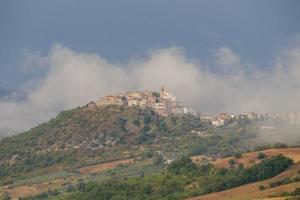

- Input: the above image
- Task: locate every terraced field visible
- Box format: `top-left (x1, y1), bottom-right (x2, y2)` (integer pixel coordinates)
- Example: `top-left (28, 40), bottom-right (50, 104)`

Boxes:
top-left (3, 148), bottom-right (300, 200)
top-left (0, 158), bottom-right (158, 200)
top-left (2, 178), bottom-right (69, 200)
top-left (79, 158), bottom-right (135, 175)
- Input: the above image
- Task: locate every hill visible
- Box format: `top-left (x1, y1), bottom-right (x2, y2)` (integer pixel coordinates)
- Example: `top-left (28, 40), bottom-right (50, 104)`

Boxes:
top-left (22, 153), bottom-right (293, 200)
top-left (188, 148), bottom-right (300, 200)
top-left (2, 148), bottom-right (300, 200)
top-left (1, 89), bottom-right (297, 199)
top-left (0, 104), bottom-right (210, 184)
top-left (187, 165), bottom-right (300, 200)
top-left (0, 97), bottom-right (265, 185)
top-left (211, 148), bottom-right (300, 168)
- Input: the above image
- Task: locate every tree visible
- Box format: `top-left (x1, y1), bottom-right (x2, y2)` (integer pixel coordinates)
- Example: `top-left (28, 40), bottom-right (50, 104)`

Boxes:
top-left (133, 119), bottom-right (140, 127)
top-left (153, 153), bottom-right (164, 166)
top-left (3, 192), bottom-right (11, 200)
top-left (143, 116), bottom-right (152, 124)
top-left (66, 183), bottom-right (76, 192)
top-left (228, 159), bottom-right (236, 168)
top-left (142, 125), bottom-right (151, 132)
top-left (234, 153), bottom-right (242, 159)
top-left (160, 176), bottom-right (183, 196)
top-left (257, 152), bottom-right (266, 159)
top-left (167, 156), bottom-right (198, 175)
top-left (152, 92), bottom-right (160, 97)
top-left (258, 185), bottom-right (265, 190)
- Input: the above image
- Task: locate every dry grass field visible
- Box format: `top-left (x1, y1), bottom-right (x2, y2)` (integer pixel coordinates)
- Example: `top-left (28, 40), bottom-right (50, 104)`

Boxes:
top-left (1, 178), bottom-right (71, 200)
top-left (3, 148), bottom-right (300, 200)
top-left (187, 163), bottom-right (300, 200)
top-left (0, 158), bottom-right (135, 200)
top-left (187, 148), bottom-right (300, 200)
top-left (211, 148), bottom-right (300, 168)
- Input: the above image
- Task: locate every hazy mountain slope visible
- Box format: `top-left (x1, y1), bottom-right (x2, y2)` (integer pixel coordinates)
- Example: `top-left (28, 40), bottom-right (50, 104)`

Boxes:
top-left (0, 105), bottom-right (207, 180)
top-left (0, 102), bottom-right (265, 194)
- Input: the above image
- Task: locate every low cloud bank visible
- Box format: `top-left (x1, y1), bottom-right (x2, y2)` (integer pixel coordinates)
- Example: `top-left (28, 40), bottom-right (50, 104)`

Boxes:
top-left (1, 42), bottom-right (300, 134)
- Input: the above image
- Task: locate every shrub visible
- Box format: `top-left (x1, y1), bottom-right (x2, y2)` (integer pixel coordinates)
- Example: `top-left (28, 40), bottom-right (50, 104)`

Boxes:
top-left (167, 156), bottom-right (198, 175)
top-left (293, 188), bottom-right (300, 195)
top-left (257, 152), bottom-right (266, 159)
top-left (153, 154), bottom-right (164, 166)
top-left (152, 92), bottom-right (160, 97)
top-left (259, 185), bottom-right (265, 190)
top-left (142, 149), bottom-right (154, 159)
top-left (133, 119), bottom-right (140, 127)
top-left (228, 159), bottom-right (236, 167)
top-left (234, 153), bottom-right (242, 159)
top-left (142, 125), bottom-right (151, 132)
top-left (66, 183), bottom-right (76, 192)
top-left (143, 116), bottom-right (152, 124)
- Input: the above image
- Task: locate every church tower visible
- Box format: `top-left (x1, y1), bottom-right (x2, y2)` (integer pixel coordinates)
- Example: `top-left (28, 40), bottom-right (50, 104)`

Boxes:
top-left (160, 86), bottom-right (165, 99)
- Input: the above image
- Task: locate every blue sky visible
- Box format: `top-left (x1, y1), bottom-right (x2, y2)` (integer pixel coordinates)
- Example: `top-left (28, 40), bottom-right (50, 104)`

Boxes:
top-left (1, 0), bottom-right (300, 88)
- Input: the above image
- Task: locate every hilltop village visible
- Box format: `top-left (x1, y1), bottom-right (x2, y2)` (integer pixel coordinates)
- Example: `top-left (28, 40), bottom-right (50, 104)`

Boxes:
top-left (86, 87), bottom-right (300, 127)
top-left (87, 87), bottom-right (196, 117)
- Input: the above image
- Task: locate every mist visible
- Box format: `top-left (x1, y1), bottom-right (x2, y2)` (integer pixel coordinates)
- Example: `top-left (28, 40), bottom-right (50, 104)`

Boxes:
top-left (257, 117), bottom-right (300, 145)
top-left (1, 42), bottom-right (300, 135)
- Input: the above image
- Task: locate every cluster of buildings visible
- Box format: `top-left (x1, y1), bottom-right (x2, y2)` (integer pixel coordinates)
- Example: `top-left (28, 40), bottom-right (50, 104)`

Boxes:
top-left (205, 112), bottom-right (260, 127)
top-left (262, 112), bottom-right (300, 123)
top-left (203, 112), bottom-right (300, 127)
top-left (86, 87), bottom-right (196, 117)
top-left (86, 86), bottom-right (300, 127)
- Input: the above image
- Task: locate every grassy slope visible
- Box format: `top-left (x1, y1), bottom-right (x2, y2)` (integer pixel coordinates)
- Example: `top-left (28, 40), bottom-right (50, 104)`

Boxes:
top-left (0, 105), bottom-right (279, 200)
top-left (187, 164), bottom-right (300, 200)
top-left (0, 105), bottom-right (206, 162)
top-left (0, 105), bottom-right (207, 184)
top-left (188, 148), bottom-right (300, 200)
top-left (2, 148), bottom-right (299, 200)
top-left (0, 158), bottom-right (148, 200)
top-left (211, 148), bottom-right (300, 168)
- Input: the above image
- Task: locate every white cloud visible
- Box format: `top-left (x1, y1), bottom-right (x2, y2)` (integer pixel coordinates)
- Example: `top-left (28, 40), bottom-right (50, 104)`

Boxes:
top-left (1, 42), bottom-right (300, 134)
top-left (212, 47), bottom-right (243, 74)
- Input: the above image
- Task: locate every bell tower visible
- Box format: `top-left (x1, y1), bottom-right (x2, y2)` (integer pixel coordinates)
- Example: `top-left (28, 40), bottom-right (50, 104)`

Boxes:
top-left (160, 86), bottom-right (165, 99)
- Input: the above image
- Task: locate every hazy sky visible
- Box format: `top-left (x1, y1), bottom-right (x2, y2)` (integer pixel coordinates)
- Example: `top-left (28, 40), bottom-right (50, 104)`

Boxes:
top-left (1, 0), bottom-right (300, 88)
top-left (1, 1), bottom-right (300, 133)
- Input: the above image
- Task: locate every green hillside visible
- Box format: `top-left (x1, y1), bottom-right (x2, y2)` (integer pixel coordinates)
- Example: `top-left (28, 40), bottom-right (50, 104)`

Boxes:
top-left (0, 104), bottom-right (262, 186)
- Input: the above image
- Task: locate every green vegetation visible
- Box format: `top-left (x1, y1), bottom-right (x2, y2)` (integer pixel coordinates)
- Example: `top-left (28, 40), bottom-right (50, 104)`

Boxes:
top-left (257, 152), bottom-right (266, 159)
top-left (0, 104), bottom-right (263, 185)
top-left (269, 176), bottom-right (300, 188)
top-left (280, 188), bottom-right (300, 199)
top-left (21, 189), bottom-right (60, 200)
top-left (152, 92), bottom-right (160, 98)
top-left (39, 155), bottom-right (293, 200)
top-left (258, 185), bottom-right (266, 190)
top-left (189, 124), bottom-right (258, 157)
top-left (234, 152), bottom-right (242, 159)
top-left (1, 104), bottom-right (295, 200)
top-left (0, 105), bottom-right (208, 184)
